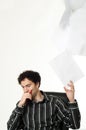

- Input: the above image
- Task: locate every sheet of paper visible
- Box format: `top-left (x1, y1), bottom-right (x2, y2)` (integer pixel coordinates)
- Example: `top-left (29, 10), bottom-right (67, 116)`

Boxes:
top-left (59, 0), bottom-right (86, 56)
top-left (50, 50), bottom-right (84, 85)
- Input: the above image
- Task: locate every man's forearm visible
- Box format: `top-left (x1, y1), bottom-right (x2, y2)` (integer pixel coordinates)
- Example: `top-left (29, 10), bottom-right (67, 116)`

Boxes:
top-left (7, 106), bottom-right (24, 130)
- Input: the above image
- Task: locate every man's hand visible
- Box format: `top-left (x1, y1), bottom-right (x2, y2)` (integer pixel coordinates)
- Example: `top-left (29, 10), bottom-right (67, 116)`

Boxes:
top-left (18, 91), bottom-right (32, 107)
top-left (64, 80), bottom-right (75, 103)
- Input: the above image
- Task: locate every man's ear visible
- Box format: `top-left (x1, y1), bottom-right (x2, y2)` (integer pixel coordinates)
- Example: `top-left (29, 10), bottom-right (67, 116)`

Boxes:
top-left (36, 82), bottom-right (40, 88)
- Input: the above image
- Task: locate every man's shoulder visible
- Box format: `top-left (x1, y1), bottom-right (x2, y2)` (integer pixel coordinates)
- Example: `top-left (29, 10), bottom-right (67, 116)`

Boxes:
top-left (44, 91), bottom-right (69, 103)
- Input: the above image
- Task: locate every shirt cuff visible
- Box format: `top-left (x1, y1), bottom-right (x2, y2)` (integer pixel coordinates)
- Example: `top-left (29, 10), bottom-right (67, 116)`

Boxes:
top-left (14, 105), bottom-right (24, 114)
top-left (68, 100), bottom-right (79, 109)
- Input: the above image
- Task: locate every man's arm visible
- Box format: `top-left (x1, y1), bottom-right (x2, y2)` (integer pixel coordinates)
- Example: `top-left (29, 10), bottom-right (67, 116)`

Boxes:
top-left (7, 90), bottom-right (32, 130)
top-left (55, 80), bottom-right (81, 129)
top-left (7, 105), bottom-right (24, 130)
top-left (55, 97), bottom-right (81, 129)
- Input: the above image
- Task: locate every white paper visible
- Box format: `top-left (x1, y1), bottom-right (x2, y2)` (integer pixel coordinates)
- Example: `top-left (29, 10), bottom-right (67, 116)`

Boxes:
top-left (60, 0), bottom-right (86, 28)
top-left (50, 50), bottom-right (84, 85)
top-left (69, 0), bottom-right (86, 10)
top-left (59, 0), bottom-right (86, 55)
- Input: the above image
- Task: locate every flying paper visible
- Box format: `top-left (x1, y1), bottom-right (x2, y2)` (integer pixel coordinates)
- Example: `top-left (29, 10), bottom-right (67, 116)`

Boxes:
top-left (50, 50), bottom-right (84, 85)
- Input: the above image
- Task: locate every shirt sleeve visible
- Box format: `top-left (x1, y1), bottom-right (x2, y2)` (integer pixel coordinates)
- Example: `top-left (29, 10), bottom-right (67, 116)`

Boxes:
top-left (55, 98), bottom-right (81, 129)
top-left (7, 105), bottom-right (25, 130)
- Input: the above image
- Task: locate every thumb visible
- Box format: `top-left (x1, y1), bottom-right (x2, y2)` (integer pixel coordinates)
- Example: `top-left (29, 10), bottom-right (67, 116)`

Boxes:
top-left (64, 86), bottom-right (68, 92)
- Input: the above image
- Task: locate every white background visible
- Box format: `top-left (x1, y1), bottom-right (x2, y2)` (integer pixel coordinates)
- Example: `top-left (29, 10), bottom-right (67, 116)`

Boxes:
top-left (0, 0), bottom-right (86, 129)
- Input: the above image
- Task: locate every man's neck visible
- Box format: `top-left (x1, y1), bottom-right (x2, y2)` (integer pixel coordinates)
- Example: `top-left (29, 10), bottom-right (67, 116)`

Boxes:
top-left (33, 91), bottom-right (44, 103)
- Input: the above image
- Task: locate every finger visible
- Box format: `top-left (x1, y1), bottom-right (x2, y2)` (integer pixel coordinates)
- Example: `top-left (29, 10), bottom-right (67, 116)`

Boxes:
top-left (70, 80), bottom-right (74, 86)
top-left (29, 90), bottom-right (32, 94)
top-left (25, 93), bottom-right (32, 99)
top-left (70, 80), bottom-right (73, 84)
top-left (67, 85), bottom-right (74, 91)
top-left (67, 81), bottom-right (74, 89)
top-left (67, 83), bottom-right (74, 88)
top-left (64, 86), bottom-right (69, 92)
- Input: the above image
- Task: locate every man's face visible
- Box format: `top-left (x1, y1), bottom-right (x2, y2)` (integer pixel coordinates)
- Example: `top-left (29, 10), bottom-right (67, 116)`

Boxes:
top-left (20, 78), bottom-right (39, 98)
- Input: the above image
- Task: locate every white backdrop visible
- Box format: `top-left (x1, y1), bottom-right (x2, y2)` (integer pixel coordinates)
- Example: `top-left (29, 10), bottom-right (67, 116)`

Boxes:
top-left (0, 0), bottom-right (86, 130)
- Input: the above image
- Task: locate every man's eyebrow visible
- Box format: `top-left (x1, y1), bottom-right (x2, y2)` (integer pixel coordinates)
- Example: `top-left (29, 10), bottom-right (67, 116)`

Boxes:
top-left (26, 84), bottom-right (31, 86)
top-left (21, 84), bottom-right (31, 88)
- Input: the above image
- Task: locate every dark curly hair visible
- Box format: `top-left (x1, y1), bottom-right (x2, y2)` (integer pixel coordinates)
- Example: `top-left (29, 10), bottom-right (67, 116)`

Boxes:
top-left (18, 70), bottom-right (41, 86)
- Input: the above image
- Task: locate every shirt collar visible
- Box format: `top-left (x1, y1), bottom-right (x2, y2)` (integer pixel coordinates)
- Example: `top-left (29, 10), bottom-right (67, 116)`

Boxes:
top-left (40, 90), bottom-right (49, 102)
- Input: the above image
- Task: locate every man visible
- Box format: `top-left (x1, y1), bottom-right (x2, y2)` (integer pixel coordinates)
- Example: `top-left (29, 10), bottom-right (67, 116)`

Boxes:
top-left (7, 70), bottom-right (81, 130)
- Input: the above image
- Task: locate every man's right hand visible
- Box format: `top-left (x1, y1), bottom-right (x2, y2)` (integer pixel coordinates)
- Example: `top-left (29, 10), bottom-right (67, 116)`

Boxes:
top-left (18, 92), bottom-right (32, 107)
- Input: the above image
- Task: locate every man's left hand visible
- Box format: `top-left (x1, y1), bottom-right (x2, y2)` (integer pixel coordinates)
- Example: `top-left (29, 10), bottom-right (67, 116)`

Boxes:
top-left (64, 80), bottom-right (75, 103)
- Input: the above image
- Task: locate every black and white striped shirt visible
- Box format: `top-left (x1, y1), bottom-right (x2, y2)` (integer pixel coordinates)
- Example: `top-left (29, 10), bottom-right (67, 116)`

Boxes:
top-left (7, 91), bottom-right (81, 130)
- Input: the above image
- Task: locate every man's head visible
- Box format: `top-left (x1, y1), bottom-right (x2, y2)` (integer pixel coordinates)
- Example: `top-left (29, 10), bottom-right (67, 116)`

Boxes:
top-left (18, 70), bottom-right (41, 86)
top-left (18, 70), bottom-right (41, 97)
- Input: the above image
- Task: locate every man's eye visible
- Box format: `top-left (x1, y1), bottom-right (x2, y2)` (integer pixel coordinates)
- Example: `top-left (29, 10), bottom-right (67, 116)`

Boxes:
top-left (27, 85), bottom-right (31, 87)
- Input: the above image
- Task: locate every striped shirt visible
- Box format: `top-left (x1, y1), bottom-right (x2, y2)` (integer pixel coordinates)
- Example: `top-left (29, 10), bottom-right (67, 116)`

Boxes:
top-left (7, 91), bottom-right (81, 130)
